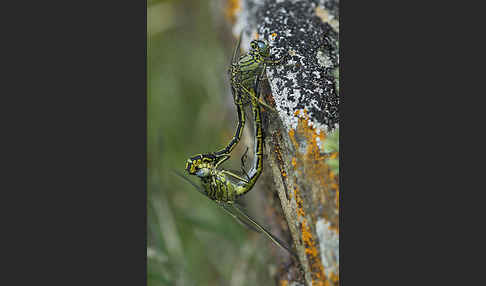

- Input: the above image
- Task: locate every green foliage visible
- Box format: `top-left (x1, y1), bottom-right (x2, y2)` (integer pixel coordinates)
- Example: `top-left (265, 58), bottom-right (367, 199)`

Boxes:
top-left (324, 129), bottom-right (339, 174)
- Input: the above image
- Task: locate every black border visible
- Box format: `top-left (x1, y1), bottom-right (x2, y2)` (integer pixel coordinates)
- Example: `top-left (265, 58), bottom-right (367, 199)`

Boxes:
top-left (341, 1), bottom-right (473, 284)
top-left (4, 1), bottom-right (147, 284)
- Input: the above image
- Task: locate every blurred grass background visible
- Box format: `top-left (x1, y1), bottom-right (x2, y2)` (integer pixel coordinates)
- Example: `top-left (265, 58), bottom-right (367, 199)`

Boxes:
top-left (147, 0), bottom-right (276, 285)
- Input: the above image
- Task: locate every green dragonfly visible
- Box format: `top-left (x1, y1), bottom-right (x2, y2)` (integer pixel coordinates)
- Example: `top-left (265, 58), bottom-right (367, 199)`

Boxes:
top-left (182, 70), bottom-right (295, 257)
top-left (185, 38), bottom-right (270, 185)
top-left (185, 76), bottom-right (264, 201)
top-left (228, 32), bottom-right (287, 114)
top-left (211, 32), bottom-right (281, 160)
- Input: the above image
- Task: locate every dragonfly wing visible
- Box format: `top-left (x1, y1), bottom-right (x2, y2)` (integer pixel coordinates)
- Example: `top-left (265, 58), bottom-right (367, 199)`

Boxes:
top-left (173, 170), bottom-right (255, 227)
top-left (172, 170), bottom-right (206, 196)
top-left (220, 202), bottom-right (262, 233)
top-left (230, 203), bottom-right (297, 258)
top-left (172, 170), bottom-right (296, 258)
top-left (232, 30), bottom-right (243, 64)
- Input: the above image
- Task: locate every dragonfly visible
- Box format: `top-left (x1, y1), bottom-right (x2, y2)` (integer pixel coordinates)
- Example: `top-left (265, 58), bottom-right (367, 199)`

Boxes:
top-left (182, 70), bottom-right (296, 257)
top-left (211, 31), bottom-right (286, 161)
top-left (185, 45), bottom-right (269, 185)
top-left (185, 76), bottom-right (264, 201)
top-left (173, 170), bottom-right (297, 258)
top-left (228, 31), bottom-right (287, 114)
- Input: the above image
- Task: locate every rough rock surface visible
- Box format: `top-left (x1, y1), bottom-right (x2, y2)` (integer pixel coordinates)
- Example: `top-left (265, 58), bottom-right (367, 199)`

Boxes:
top-left (234, 0), bottom-right (339, 133)
top-left (229, 1), bottom-right (340, 286)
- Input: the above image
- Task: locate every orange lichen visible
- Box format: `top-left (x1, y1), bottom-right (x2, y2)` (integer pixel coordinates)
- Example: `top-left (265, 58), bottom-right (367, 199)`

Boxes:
top-left (273, 135), bottom-right (288, 181)
top-left (329, 272), bottom-right (339, 283)
top-left (301, 219), bottom-right (326, 286)
top-left (291, 185), bottom-right (326, 285)
top-left (287, 109), bottom-right (339, 285)
top-left (328, 170), bottom-right (336, 181)
top-left (224, 0), bottom-right (240, 24)
top-left (289, 109), bottom-right (339, 225)
top-left (297, 201), bottom-right (305, 218)
top-left (294, 187), bottom-right (305, 218)
top-left (288, 128), bottom-right (299, 151)
top-left (280, 280), bottom-right (288, 286)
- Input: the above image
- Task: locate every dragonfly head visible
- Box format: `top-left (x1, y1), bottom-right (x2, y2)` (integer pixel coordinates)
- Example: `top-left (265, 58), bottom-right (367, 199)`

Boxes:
top-left (185, 154), bottom-right (216, 178)
top-left (250, 40), bottom-right (270, 57)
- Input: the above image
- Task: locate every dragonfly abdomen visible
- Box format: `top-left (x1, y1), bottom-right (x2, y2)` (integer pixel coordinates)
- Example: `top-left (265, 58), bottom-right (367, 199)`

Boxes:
top-left (203, 171), bottom-right (238, 202)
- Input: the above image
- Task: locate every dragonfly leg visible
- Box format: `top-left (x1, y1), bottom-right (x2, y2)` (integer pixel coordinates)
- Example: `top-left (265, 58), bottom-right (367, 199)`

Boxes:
top-left (240, 85), bottom-right (276, 113)
top-left (240, 146), bottom-right (251, 182)
top-left (214, 154), bottom-right (230, 168)
top-left (221, 170), bottom-right (249, 183)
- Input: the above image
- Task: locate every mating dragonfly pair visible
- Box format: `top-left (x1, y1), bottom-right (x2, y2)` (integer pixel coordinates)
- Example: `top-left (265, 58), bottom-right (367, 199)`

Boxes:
top-left (174, 32), bottom-right (295, 257)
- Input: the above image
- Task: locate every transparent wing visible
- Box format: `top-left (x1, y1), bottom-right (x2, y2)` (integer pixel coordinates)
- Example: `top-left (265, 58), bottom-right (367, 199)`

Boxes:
top-left (225, 202), bottom-right (297, 258)
top-left (173, 170), bottom-right (257, 231)
top-left (172, 170), bottom-right (206, 196)
top-left (172, 170), bottom-right (297, 258)
top-left (231, 30), bottom-right (243, 64)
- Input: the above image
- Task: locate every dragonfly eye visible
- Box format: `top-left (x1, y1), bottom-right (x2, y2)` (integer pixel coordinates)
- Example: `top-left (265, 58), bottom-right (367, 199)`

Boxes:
top-left (195, 168), bottom-right (210, 178)
top-left (257, 40), bottom-right (267, 50)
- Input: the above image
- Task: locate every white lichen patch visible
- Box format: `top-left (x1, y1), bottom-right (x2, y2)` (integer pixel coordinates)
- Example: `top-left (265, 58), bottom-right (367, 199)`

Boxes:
top-left (267, 71), bottom-right (300, 131)
top-left (269, 48), bottom-right (336, 133)
top-left (309, 99), bottom-right (321, 111)
top-left (316, 218), bottom-right (339, 278)
top-left (235, 0), bottom-right (340, 135)
top-left (317, 50), bottom-right (333, 68)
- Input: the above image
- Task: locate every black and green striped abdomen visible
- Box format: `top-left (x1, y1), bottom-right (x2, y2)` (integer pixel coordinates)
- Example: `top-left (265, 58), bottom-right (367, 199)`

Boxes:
top-left (201, 171), bottom-right (238, 202)
top-left (214, 96), bottom-right (245, 157)
top-left (235, 89), bottom-right (263, 197)
top-left (199, 88), bottom-right (264, 201)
